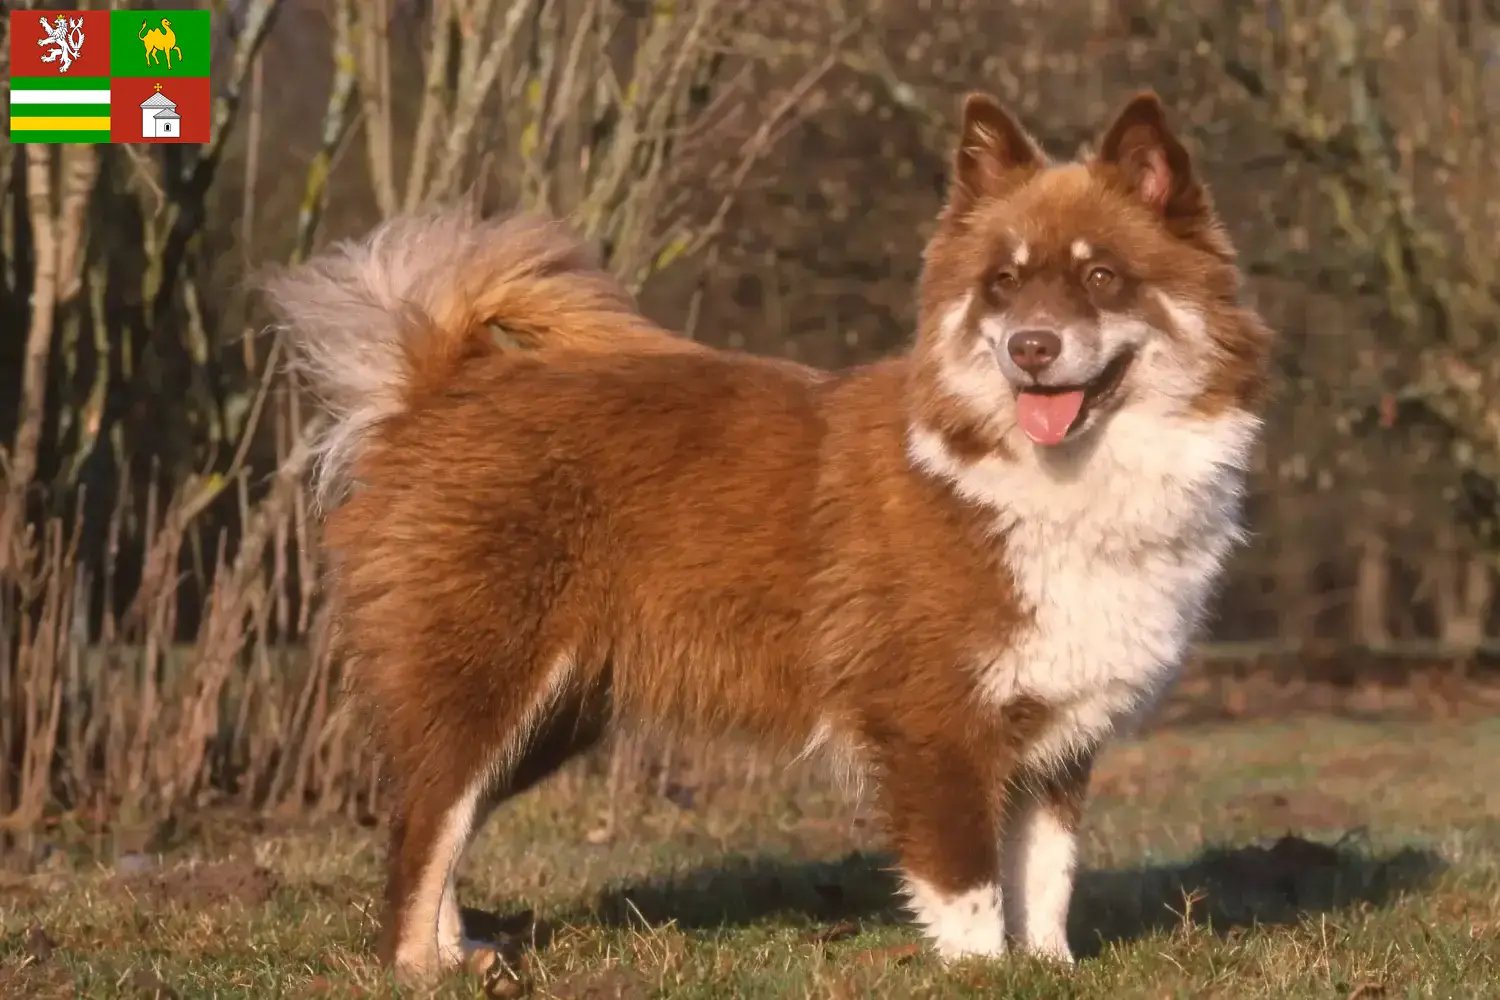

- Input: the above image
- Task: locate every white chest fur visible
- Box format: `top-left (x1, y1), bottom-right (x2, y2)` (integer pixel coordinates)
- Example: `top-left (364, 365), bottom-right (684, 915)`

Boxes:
top-left (908, 407), bottom-right (1259, 772)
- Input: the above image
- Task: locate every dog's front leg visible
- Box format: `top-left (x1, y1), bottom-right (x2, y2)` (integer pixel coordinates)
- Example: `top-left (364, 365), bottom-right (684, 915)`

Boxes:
top-left (871, 727), bottom-right (1009, 962)
top-left (1000, 753), bottom-right (1093, 964)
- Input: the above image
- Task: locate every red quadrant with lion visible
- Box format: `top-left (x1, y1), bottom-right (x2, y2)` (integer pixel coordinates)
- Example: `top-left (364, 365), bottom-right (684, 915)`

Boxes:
top-left (109, 77), bottom-right (209, 143)
top-left (10, 11), bottom-right (111, 76)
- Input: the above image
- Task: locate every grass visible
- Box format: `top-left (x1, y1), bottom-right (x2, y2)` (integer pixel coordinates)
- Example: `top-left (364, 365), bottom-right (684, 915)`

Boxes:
top-left (2, 712), bottom-right (1498, 998)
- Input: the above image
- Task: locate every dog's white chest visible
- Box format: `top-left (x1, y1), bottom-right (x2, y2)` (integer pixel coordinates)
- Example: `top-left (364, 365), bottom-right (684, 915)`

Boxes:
top-left (986, 525), bottom-right (1234, 769)
top-left (909, 409), bottom-right (1258, 771)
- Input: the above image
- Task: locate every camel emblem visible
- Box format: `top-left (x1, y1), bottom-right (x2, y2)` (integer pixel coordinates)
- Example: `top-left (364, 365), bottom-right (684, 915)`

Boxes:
top-left (138, 18), bottom-right (183, 70)
top-left (37, 14), bottom-right (87, 74)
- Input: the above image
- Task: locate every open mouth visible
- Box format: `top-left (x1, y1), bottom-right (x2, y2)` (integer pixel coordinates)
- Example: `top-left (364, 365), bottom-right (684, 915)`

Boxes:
top-left (1013, 350), bottom-right (1135, 447)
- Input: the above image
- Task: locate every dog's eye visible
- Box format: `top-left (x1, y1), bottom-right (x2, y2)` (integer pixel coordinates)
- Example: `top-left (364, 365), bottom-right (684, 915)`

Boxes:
top-left (991, 271), bottom-right (1020, 294)
top-left (1086, 266), bottom-right (1116, 289)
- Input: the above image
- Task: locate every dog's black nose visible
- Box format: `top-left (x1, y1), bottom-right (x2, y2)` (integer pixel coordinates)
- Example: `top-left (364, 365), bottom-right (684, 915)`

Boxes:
top-left (1007, 330), bottom-right (1062, 375)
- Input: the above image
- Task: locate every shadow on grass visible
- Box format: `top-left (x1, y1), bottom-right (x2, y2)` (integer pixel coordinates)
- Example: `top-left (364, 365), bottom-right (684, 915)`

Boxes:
top-left (1069, 834), bottom-right (1444, 956)
top-left (542, 833), bottom-right (1444, 956)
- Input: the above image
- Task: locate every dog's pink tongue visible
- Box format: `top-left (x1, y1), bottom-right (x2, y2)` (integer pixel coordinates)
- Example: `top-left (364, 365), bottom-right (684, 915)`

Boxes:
top-left (1016, 390), bottom-right (1085, 446)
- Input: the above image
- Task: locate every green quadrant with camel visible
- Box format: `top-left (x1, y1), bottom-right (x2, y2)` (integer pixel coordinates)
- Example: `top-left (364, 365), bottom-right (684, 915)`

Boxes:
top-left (108, 10), bottom-right (211, 78)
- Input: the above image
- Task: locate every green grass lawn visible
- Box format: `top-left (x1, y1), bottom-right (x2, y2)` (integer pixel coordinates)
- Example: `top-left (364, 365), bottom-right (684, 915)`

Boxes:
top-left (3, 714), bottom-right (1498, 998)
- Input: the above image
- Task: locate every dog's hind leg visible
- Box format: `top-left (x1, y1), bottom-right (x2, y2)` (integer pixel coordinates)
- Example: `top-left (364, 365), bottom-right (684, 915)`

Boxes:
top-left (441, 676), bottom-right (612, 967)
top-left (383, 753), bottom-right (492, 978)
top-left (380, 653), bottom-right (609, 982)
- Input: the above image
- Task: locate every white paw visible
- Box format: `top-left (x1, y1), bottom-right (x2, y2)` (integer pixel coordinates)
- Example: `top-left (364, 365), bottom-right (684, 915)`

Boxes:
top-left (904, 879), bottom-right (1008, 962)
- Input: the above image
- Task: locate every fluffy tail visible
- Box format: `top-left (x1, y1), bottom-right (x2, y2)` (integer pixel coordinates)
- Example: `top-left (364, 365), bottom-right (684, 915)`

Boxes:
top-left (260, 207), bottom-right (688, 506)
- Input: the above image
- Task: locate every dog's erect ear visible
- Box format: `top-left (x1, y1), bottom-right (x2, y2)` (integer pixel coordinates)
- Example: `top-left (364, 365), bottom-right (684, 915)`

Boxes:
top-left (1096, 92), bottom-right (1208, 223)
top-left (947, 93), bottom-right (1046, 217)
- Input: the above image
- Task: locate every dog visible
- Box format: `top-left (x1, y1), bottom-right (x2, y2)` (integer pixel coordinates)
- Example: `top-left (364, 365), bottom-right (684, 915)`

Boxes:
top-left (262, 89), bottom-right (1273, 980)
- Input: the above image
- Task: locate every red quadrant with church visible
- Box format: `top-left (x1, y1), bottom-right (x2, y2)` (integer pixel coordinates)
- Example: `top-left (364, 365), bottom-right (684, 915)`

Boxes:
top-left (110, 77), bottom-right (210, 144)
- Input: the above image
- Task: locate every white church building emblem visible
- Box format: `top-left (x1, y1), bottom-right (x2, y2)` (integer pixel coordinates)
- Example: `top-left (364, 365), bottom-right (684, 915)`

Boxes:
top-left (140, 83), bottom-right (180, 139)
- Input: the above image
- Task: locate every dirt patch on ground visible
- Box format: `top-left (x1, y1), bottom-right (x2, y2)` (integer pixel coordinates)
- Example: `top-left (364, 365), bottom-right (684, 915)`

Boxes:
top-left (1158, 660), bottom-right (1500, 728)
top-left (118, 857), bottom-right (278, 909)
top-left (24, 925), bottom-right (58, 964)
top-left (0, 962), bottom-right (73, 1000)
top-left (0, 925), bottom-right (71, 999)
top-left (128, 968), bottom-right (182, 999)
top-left (1231, 790), bottom-right (1362, 832)
top-left (1318, 748), bottom-right (1438, 782)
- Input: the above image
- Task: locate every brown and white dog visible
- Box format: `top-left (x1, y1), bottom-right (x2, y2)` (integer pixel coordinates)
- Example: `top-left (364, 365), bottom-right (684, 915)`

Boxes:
top-left (263, 90), bottom-right (1273, 980)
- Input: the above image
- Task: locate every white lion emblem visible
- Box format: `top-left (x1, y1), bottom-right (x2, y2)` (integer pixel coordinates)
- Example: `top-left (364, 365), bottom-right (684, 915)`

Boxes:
top-left (38, 15), bottom-right (87, 74)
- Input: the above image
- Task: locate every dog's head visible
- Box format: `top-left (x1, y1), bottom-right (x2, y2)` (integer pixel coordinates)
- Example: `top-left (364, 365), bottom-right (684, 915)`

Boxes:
top-left (914, 92), bottom-right (1270, 452)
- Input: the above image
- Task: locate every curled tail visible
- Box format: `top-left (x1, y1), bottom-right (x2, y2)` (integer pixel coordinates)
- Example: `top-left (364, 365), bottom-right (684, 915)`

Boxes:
top-left (259, 207), bottom-right (687, 506)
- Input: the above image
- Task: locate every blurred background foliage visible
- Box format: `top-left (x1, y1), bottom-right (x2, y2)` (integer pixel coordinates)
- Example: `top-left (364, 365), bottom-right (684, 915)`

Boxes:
top-left (2, 0), bottom-right (1499, 828)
